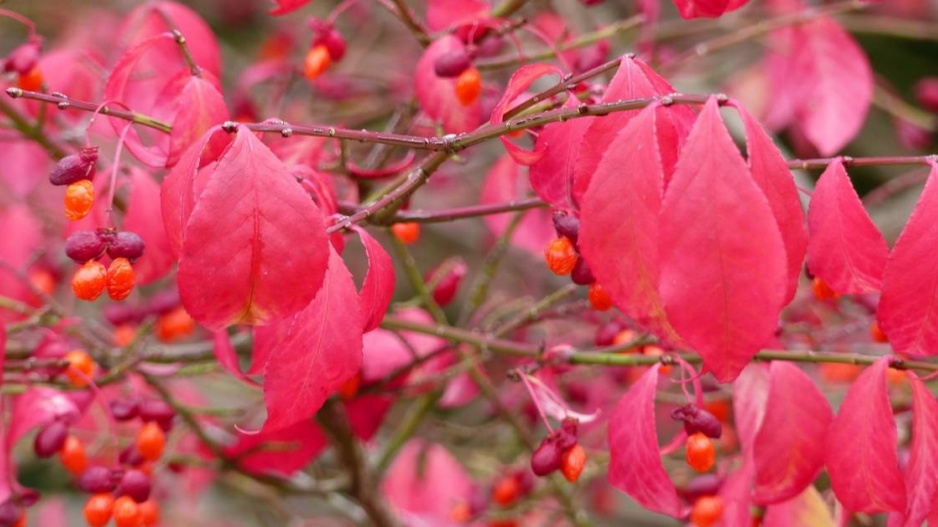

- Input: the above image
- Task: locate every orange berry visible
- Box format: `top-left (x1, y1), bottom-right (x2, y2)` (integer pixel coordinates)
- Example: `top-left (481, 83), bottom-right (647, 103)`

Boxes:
top-left (139, 499), bottom-right (160, 526)
top-left (391, 222), bottom-right (420, 244)
top-left (691, 495), bottom-right (724, 527)
top-left (83, 493), bottom-right (115, 527)
top-left (819, 362), bottom-right (860, 383)
top-left (64, 179), bottom-right (95, 221)
top-left (112, 496), bottom-right (141, 527)
top-left (136, 422), bottom-right (166, 462)
top-left (544, 237), bottom-right (577, 275)
top-left (812, 277), bottom-right (839, 301)
top-left (114, 324), bottom-right (137, 347)
top-left (703, 399), bottom-right (731, 424)
top-left (12, 512), bottom-right (25, 527)
top-left (888, 366), bottom-right (908, 385)
top-left (492, 474), bottom-right (520, 506)
top-left (454, 67), bottom-right (482, 106)
top-left (870, 321), bottom-right (888, 343)
top-left (587, 282), bottom-right (613, 311)
top-left (686, 432), bottom-right (716, 473)
top-left (65, 349), bottom-right (96, 388)
top-left (72, 260), bottom-right (107, 301)
top-left (449, 501), bottom-right (471, 523)
top-left (59, 435), bottom-right (88, 474)
top-left (642, 345), bottom-right (671, 375)
top-left (303, 44), bottom-right (331, 80)
top-left (28, 267), bottom-right (56, 297)
top-left (612, 329), bottom-right (640, 353)
top-left (16, 66), bottom-right (43, 91)
top-left (337, 373), bottom-right (361, 399)
top-left (156, 305), bottom-right (196, 342)
top-left (561, 444), bottom-right (587, 483)
top-left (106, 257), bottom-right (135, 301)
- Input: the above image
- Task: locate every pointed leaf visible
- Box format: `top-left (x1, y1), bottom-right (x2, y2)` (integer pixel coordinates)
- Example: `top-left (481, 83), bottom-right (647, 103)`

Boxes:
top-left (903, 373), bottom-right (938, 526)
top-left (415, 36), bottom-right (482, 134)
top-left (825, 357), bottom-right (906, 513)
top-left (383, 440), bottom-right (474, 525)
top-left (878, 166), bottom-right (938, 357)
top-left (490, 63), bottom-right (563, 163)
top-left (163, 73), bottom-right (229, 167)
top-left (528, 110), bottom-right (592, 208)
top-left (752, 362), bottom-right (832, 505)
top-left (177, 127), bottom-right (329, 330)
top-left (0, 206), bottom-right (41, 321)
top-left (734, 363), bottom-right (771, 455)
top-left (807, 159), bottom-right (888, 294)
top-left (124, 168), bottom-right (174, 285)
top-left (268, 0), bottom-right (312, 15)
top-left (608, 364), bottom-right (684, 518)
top-left (659, 98), bottom-right (787, 382)
top-left (672, 0), bottom-right (750, 18)
top-left (120, 1), bottom-right (221, 77)
top-left (350, 226), bottom-right (395, 332)
top-left (258, 246), bottom-right (363, 432)
top-left (426, 0), bottom-right (488, 31)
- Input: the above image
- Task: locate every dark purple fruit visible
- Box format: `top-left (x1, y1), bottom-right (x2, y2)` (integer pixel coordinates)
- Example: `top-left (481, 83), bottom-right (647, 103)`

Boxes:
top-left (48, 146), bottom-right (97, 186)
top-left (64, 230), bottom-right (107, 263)
top-left (531, 436), bottom-right (563, 476)
top-left (551, 210), bottom-right (580, 245)
top-left (109, 398), bottom-right (139, 422)
top-left (434, 48), bottom-right (474, 78)
top-left (0, 501), bottom-right (22, 527)
top-left (106, 231), bottom-right (145, 261)
top-left (679, 474), bottom-right (722, 502)
top-left (119, 445), bottom-right (145, 467)
top-left (77, 465), bottom-right (119, 493)
top-left (138, 399), bottom-right (175, 423)
top-left (118, 469), bottom-right (151, 503)
top-left (33, 420), bottom-right (68, 458)
top-left (570, 257), bottom-right (594, 285)
top-left (427, 258), bottom-right (467, 307)
top-left (671, 404), bottom-right (723, 439)
top-left (594, 321), bottom-right (622, 347)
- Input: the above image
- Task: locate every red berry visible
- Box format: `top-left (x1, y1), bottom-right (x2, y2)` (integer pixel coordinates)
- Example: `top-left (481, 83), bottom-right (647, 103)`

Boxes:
top-left (454, 67), bottom-right (482, 106)
top-left (65, 349), bottom-right (96, 388)
top-left (686, 432), bottom-right (716, 473)
top-left (691, 495), bottom-right (724, 527)
top-left (83, 493), bottom-right (115, 527)
top-left (64, 179), bottom-right (95, 221)
top-left (812, 277), bottom-right (839, 301)
top-left (561, 444), bottom-right (586, 482)
top-left (60, 435), bottom-right (88, 474)
top-left (611, 329), bottom-right (640, 353)
top-left (112, 496), bottom-right (141, 527)
top-left (16, 66), bottom-right (43, 91)
top-left (118, 469), bottom-right (151, 503)
top-left (303, 44), bottom-right (331, 80)
top-left (136, 422), bottom-right (166, 462)
top-left (107, 232), bottom-right (145, 261)
top-left (491, 474), bottom-right (520, 506)
top-left (156, 306), bottom-right (196, 342)
top-left (49, 147), bottom-right (98, 186)
top-left (106, 258), bottom-right (135, 301)
top-left (587, 282), bottom-right (612, 311)
top-left (314, 28), bottom-right (346, 61)
top-left (72, 260), bottom-right (107, 301)
top-left (139, 500), bottom-right (159, 526)
top-left (915, 77), bottom-right (938, 113)
top-left (426, 258), bottom-right (468, 307)
top-left (34, 420), bottom-right (68, 458)
top-left (391, 222), bottom-right (420, 244)
top-left (3, 36), bottom-right (42, 75)
top-left (65, 230), bottom-right (107, 263)
top-left (544, 237), bottom-right (578, 275)
top-left (870, 321), bottom-right (888, 343)
top-left (113, 324), bottom-right (137, 347)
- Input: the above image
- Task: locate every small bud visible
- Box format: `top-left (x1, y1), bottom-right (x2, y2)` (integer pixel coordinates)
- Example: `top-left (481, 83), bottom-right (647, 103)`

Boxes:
top-left (671, 404), bottom-right (723, 439)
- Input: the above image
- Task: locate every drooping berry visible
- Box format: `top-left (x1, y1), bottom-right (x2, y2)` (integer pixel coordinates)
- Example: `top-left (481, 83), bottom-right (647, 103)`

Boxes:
top-left (391, 222), bottom-right (420, 244)
top-left (531, 437), bottom-right (563, 476)
top-left (303, 44), bottom-right (331, 80)
top-left (112, 496), bottom-right (142, 527)
top-left (33, 419), bottom-right (68, 458)
top-left (60, 435), bottom-right (88, 474)
top-left (156, 305), bottom-right (196, 342)
top-left (113, 324), bottom-right (137, 347)
top-left (27, 267), bottom-right (55, 298)
top-left (65, 230), bottom-right (107, 263)
top-left (685, 432), bottom-right (716, 473)
top-left (314, 28), bottom-right (346, 61)
top-left (118, 469), bottom-right (151, 503)
top-left (434, 48), bottom-right (473, 78)
top-left (544, 237), bottom-right (578, 275)
top-left (337, 373), bottom-right (361, 399)
top-left (83, 493), bottom-right (115, 527)
top-left (109, 398), bottom-right (139, 422)
top-left (491, 474), bottom-right (520, 506)
top-left (138, 399), bottom-right (175, 423)
top-left (679, 474), bottom-right (723, 502)
top-left (426, 258), bottom-right (468, 307)
top-left (690, 495), bottom-right (724, 527)
top-left (139, 500), bottom-right (160, 526)
top-left (106, 258), bottom-right (135, 301)
top-left (587, 282), bottom-right (612, 311)
top-left (64, 179), bottom-right (95, 221)
top-left (915, 77), bottom-right (938, 113)
top-left (671, 404), bottom-right (723, 439)
top-left (49, 147), bottom-right (98, 186)
top-left (16, 66), bottom-right (43, 91)
top-left (77, 465), bottom-right (119, 493)
top-left (136, 422), bottom-right (166, 462)
top-left (551, 210), bottom-right (580, 245)
top-left (454, 67), bottom-right (482, 106)
top-left (561, 444), bottom-right (587, 483)
top-left (106, 231), bottom-right (145, 261)
top-left (571, 257), bottom-right (595, 285)
top-left (65, 349), bottom-right (96, 387)
top-left (72, 260), bottom-right (107, 301)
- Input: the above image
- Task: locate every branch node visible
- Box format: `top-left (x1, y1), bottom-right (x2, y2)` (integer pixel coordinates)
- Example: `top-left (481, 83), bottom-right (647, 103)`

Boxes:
top-left (172, 29), bottom-right (185, 43)
top-left (714, 93), bottom-right (729, 104)
top-left (660, 96), bottom-right (675, 107)
top-left (5, 87), bottom-right (22, 98)
top-left (221, 121), bottom-right (238, 133)
top-left (281, 128), bottom-right (293, 138)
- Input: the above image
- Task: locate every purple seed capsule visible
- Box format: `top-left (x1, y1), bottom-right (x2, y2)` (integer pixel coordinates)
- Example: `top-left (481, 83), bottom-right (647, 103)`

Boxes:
top-left (551, 210), bottom-right (580, 245)
top-left (48, 146), bottom-right (98, 186)
top-left (64, 230), bottom-right (107, 263)
top-left (531, 436), bottom-right (563, 476)
top-left (106, 231), bottom-right (145, 261)
top-left (109, 398), bottom-right (139, 422)
top-left (118, 469), bottom-right (151, 503)
top-left (570, 257), bottom-right (595, 285)
top-left (33, 420), bottom-right (68, 458)
top-left (78, 465), bottom-right (119, 493)
top-left (138, 399), bottom-right (175, 423)
top-left (3, 36), bottom-right (42, 76)
top-left (434, 48), bottom-right (473, 78)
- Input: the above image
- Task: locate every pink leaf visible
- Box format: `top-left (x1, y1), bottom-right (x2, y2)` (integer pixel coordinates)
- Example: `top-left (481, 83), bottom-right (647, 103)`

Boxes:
top-left (807, 159), bottom-right (888, 294)
top-left (480, 155), bottom-right (554, 255)
top-left (825, 357), bottom-right (906, 513)
top-left (268, 0), bottom-right (312, 15)
top-left (213, 331), bottom-right (259, 387)
top-left (426, 0), bottom-right (489, 31)
top-left (257, 246), bottom-right (363, 432)
top-left (763, 486), bottom-right (836, 527)
top-left (878, 166), bottom-right (938, 357)
top-left (383, 440), bottom-right (474, 525)
top-left (0, 206), bottom-right (41, 321)
top-left (123, 167), bottom-right (174, 285)
top-left (672, 0), bottom-right (750, 18)
top-left (608, 364), bottom-right (684, 518)
top-left (734, 363), bottom-right (771, 455)
top-left (414, 36), bottom-right (482, 134)
top-left (903, 373), bottom-right (938, 526)
top-left (225, 420), bottom-right (326, 476)
top-left (752, 362), bottom-right (832, 505)
top-left (350, 226), bottom-right (395, 332)
top-left (659, 98), bottom-right (787, 382)
top-left (528, 110), bottom-right (592, 208)
top-left (177, 127), bottom-right (329, 330)
top-left (9, 388), bottom-right (80, 447)
top-left (161, 73), bottom-right (229, 167)
top-left (119, 1), bottom-right (222, 77)
top-left (737, 105), bottom-right (807, 304)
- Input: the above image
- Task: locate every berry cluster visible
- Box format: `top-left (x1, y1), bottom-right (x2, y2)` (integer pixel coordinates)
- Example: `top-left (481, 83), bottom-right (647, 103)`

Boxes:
top-left (543, 211), bottom-right (613, 311)
top-left (450, 469), bottom-right (535, 526)
top-left (66, 229), bottom-right (144, 302)
top-left (303, 18), bottom-right (346, 80)
top-left (433, 46), bottom-right (482, 106)
top-left (530, 418), bottom-right (586, 483)
top-left (2, 34), bottom-right (43, 91)
top-left (671, 404), bottom-right (722, 473)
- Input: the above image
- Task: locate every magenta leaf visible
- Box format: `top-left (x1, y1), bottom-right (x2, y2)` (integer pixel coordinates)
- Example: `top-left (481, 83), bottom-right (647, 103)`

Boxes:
top-left (415, 36), bottom-right (482, 134)
top-left (528, 107), bottom-right (592, 208)
top-left (176, 127), bottom-right (329, 330)
top-left (762, 486), bottom-right (836, 527)
top-left (672, 0), bottom-right (750, 18)
top-left (608, 365), bottom-right (684, 518)
top-left (480, 154), bottom-right (554, 255)
top-left (752, 362), bottom-right (832, 505)
top-left (426, 0), bottom-right (489, 31)
top-left (903, 373), bottom-right (938, 526)
top-left (213, 331), bottom-right (258, 387)
top-left (733, 363), bottom-right (771, 455)
top-left (350, 226), bottom-right (395, 332)
top-left (659, 98), bottom-right (787, 382)
top-left (123, 167), bottom-right (174, 285)
top-left (877, 166), bottom-right (938, 357)
top-left (119, 1), bottom-right (221, 77)
top-left (489, 63), bottom-right (563, 164)
top-left (160, 72), bottom-right (229, 167)
top-left (382, 440), bottom-right (474, 525)
top-left (257, 246), bottom-right (363, 433)
top-left (268, 0), bottom-right (312, 15)
top-left (736, 104), bottom-right (807, 304)
top-left (825, 357), bottom-right (906, 513)
top-left (225, 420), bottom-right (326, 476)
top-left (9, 388), bottom-right (80, 447)
top-left (806, 158), bottom-right (888, 294)
top-left (719, 462), bottom-right (755, 527)
top-left (0, 206), bottom-right (41, 322)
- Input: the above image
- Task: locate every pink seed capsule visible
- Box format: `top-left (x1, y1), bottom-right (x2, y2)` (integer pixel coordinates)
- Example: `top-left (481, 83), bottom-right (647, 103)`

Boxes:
top-left (49, 146), bottom-right (98, 186)
top-left (434, 48), bottom-right (473, 78)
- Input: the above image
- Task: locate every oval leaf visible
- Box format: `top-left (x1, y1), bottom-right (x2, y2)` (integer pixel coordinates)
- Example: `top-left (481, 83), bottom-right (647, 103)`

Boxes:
top-left (350, 226), bottom-right (395, 332)
top-left (124, 167), bottom-right (174, 285)
top-left (903, 373), bottom-right (938, 526)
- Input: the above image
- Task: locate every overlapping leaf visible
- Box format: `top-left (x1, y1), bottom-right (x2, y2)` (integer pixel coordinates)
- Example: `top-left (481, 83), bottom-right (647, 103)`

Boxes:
top-left (382, 440), bottom-right (474, 525)
top-left (807, 159), bottom-right (888, 294)
top-left (825, 357), bottom-right (906, 513)
top-left (480, 154), bottom-right (553, 255)
top-left (425, 0), bottom-right (488, 31)
top-left (490, 63), bottom-right (563, 165)
top-left (123, 168), bottom-right (174, 285)
top-left (659, 98), bottom-right (787, 382)
top-left (225, 420), bottom-right (326, 476)
top-left (878, 165), bottom-right (938, 357)
top-left (903, 373), bottom-right (938, 526)
top-left (268, 0), bottom-right (312, 15)
top-left (349, 226), bottom-right (395, 332)
top-left (763, 486), bottom-right (836, 527)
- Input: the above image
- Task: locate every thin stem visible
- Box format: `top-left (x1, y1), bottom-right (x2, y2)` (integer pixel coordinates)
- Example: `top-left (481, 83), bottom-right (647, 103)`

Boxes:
top-left (339, 197), bottom-right (548, 224)
top-left (374, 389), bottom-right (442, 477)
top-left (459, 211), bottom-right (525, 326)
top-left (383, 0), bottom-right (431, 46)
top-left (5, 88), bottom-right (172, 133)
top-left (387, 234), bottom-right (448, 324)
top-left (171, 30), bottom-right (202, 76)
top-left (787, 155), bottom-right (938, 171)
top-left (106, 123), bottom-right (133, 227)
top-left (0, 94), bottom-right (68, 157)
top-left (0, 9), bottom-right (36, 38)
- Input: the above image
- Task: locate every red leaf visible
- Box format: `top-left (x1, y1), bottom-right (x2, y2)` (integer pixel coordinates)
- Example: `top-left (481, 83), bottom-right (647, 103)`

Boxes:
top-left (225, 420), bottom-right (326, 476)
top-left (737, 105), bottom-right (807, 304)
top-left (903, 373), bottom-right (938, 526)
top-left (256, 246), bottom-right (363, 432)
top-left (176, 127), bottom-right (329, 330)
top-left (213, 331), bottom-right (258, 387)
top-left (119, 2), bottom-right (221, 77)
top-left (123, 168), bottom-right (174, 285)
top-left (160, 72), bottom-right (229, 167)
top-left (733, 364), bottom-right (770, 455)
top-left (878, 166), bottom-right (938, 357)
top-left (807, 159), bottom-right (888, 294)
top-left (825, 357), bottom-right (906, 513)
top-left (672, 0), bottom-right (750, 18)
top-left (350, 226), bottom-right (395, 332)
top-left (480, 155), bottom-right (553, 255)
top-left (528, 107), bottom-right (592, 208)
top-left (579, 105), bottom-right (670, 333)
top-left (415, 36), bottom-right (482, 134)
top-left (659, 98), bottom-right (787, 382)
top-left (608, 365), bottom-right (684, 518)
top-left (382, 440), bottom-right (474, 525)
top-left (763, 486), bottom-right (836, 527)
top-left (752, 362), bottom-right (832, 505)
top-left (426, 0), bottom-right (489, 31)
top-left (489, 63), bottom-right (563, 164)
top-left (268, 0), bottom-right (312, 15)
top-left (0, 206), bottom-right (41, 321)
